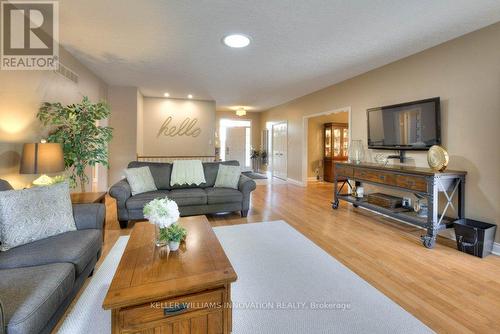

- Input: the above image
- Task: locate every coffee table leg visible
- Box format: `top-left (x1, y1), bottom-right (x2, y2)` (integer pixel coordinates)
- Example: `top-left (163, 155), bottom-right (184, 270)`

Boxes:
top-left (111, 309), bottom-right (119, 334)
top-left (228, 284), bottom-right (232, 334)
top-left (223, 283), bottom-right (232, 334)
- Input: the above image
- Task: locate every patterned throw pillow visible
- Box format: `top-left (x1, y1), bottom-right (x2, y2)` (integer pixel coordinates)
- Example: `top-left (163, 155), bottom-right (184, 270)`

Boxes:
top-left (125, 166), bottom-right (157, 195)
top-left (0, 182), bottom-right (76, 251)
top-left (214, 165), bottom-right (241, 189)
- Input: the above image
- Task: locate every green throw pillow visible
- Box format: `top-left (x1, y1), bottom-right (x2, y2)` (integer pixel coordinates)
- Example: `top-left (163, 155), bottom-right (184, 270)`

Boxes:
top-left (214, 165), bottom-right (241, 189)
top-left (125, 166), bottom-right (157, 195)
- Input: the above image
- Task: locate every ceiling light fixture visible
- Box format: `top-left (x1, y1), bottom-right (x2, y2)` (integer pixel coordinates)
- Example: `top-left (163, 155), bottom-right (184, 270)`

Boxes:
top-left (223, 34), bottom-right (251, 48)
top-left (236, 107), bottom-right (247, 116)
top-left (187, 94), bottom-right (193, 99)
top-left (164, 92), bottom-right (170, 97)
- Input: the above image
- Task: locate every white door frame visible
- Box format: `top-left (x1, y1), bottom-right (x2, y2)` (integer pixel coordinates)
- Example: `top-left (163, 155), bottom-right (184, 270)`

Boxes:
top-left (272, 121), bottom-right (288, 180)
top-left (302, 106), bottom-right (351, 185)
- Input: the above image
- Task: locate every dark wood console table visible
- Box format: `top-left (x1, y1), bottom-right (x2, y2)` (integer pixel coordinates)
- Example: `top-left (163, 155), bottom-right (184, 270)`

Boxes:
top-left (332, 162), bottom-right (466, 248)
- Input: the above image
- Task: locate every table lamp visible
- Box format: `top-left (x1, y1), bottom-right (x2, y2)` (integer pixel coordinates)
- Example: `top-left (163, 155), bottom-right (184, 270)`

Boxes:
top-left (19, 140), bottom-right (65, 186)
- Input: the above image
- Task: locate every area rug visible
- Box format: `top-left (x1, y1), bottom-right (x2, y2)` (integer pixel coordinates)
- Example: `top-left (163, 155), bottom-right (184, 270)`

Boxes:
top-left (58, 221), bottom-right (432, 333)
top-left (242, 171), bottom-right (268, 179)
top-left (214, 221), bottom-right (432, 334)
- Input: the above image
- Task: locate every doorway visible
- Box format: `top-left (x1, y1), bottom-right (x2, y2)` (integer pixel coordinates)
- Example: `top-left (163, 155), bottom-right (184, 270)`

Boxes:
top-left (219, 119), bottom-right (251, 169)
top-left (272, 121), bottom-right (288, 180)
top-left (302, 107), bottom-right (351, 184)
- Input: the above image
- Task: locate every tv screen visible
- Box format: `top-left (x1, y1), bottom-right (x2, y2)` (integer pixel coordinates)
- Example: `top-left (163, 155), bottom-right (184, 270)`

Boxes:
top-left (367, 97), bottom-right (440, 150)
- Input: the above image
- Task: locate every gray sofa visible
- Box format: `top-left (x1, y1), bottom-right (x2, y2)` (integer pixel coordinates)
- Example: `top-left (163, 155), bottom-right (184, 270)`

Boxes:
top-left (109, 160), bottom-right (257, 228)
top-left (0, 179), bottom-right (104, 334)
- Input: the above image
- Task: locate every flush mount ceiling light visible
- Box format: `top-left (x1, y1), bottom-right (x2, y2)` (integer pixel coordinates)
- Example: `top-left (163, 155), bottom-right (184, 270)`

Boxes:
top-left (187, 94), bottom-right (193, 99)
top-left (164, 92), bottom-right (170, 97)
top-left (236, 107), bottom-right (247, 116)
top-left (223, 34), bottom-right (251, 48)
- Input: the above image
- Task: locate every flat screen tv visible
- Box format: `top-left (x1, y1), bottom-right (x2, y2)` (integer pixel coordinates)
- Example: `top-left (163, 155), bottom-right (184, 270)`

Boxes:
top-left (367, 97), bottom-right (441, 150)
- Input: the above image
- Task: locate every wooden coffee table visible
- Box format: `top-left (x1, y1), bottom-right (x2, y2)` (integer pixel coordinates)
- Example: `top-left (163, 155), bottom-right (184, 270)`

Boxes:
top-left (102, 216), bottom-right (237, 334)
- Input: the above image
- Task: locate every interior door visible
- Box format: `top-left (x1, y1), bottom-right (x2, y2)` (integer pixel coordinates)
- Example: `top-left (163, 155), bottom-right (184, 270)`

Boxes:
top-left (272, 122), bottom-right (287, 180)
top-left (226, 127), bottom-right (247, 168)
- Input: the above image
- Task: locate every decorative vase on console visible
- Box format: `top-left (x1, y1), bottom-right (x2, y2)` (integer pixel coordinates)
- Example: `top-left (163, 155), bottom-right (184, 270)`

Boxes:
top-left (348, 140), bottom-right (365, 164)
top-left (143, 197), bottom-right (184, 249)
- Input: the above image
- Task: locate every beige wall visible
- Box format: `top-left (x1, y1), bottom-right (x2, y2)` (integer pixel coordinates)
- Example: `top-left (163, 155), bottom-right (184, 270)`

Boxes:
top-left (307, 112), bottom-right (348, 178)
top-left (0, 47), bottom-right (108, 190)
top-left (261, 23), bottom-right (500, 240)
top-left (216, 110), bottom-right (262, 151)
top-left (108, 95), bottom-right (217, 185)
top-left (141, 98), bottom-right (216, 157)
top-left (137, 90), bottom-right (144, 155)
top-left (108, 86), bottom-right (139, 185)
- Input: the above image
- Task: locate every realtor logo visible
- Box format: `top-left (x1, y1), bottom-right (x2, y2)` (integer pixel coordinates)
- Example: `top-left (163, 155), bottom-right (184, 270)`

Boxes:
top-left (1, 0), bottom-right (58, 70)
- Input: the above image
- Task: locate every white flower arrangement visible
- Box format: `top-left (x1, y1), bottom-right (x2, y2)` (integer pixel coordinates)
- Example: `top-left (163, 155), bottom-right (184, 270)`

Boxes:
top-left (143, 197), bottom-right (180, 228)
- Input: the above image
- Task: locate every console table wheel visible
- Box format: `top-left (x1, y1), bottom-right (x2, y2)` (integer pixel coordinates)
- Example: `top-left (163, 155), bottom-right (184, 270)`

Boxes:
top-left (421, 235), bottom-right (436, 249)
top-left (332, 201), bottom-right (339, 209)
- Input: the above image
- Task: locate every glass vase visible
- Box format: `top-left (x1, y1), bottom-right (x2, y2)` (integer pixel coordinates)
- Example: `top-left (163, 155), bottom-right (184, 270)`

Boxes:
top-left (348, 140), bottom-right (365, 164)
top-left (154, 224), bottom-right (167, 247)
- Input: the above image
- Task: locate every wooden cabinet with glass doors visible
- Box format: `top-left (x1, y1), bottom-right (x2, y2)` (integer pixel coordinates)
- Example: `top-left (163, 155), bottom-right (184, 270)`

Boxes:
top-left (323, 123), bottom-right (348, 182)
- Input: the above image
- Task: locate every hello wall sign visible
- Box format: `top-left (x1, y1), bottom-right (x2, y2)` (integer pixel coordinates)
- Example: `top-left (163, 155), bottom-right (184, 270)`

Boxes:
top-left (156, 116), bottom-right (202, 138)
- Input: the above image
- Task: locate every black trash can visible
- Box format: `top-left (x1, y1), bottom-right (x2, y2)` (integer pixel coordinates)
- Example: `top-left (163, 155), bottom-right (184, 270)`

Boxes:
top-left (454, 219), bottom-right (497, 258)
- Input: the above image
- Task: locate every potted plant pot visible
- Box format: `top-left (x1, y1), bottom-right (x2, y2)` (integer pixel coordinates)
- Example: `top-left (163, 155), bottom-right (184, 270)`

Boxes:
top-left (168, 240), bottom-right (180, 251)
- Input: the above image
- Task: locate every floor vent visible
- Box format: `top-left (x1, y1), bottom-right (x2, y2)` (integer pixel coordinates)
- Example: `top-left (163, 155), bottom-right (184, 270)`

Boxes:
top-left (55, 62), bottom-right (79, 84)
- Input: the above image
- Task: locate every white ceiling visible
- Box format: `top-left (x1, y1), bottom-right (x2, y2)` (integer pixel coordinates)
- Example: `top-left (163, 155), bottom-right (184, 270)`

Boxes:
top-left (59, 0), bottom-right (500, 111)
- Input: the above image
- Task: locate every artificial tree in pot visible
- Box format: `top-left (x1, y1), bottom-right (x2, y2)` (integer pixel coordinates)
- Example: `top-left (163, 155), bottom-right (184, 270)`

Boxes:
top-left (37, 96), bottom-right (113, 192)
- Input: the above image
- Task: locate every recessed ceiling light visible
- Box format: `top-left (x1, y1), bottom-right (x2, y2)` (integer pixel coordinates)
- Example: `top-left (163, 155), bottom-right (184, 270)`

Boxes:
top-left (223, 34), bottom-right (251, 48)
top-left (164, 92), bottom-right (170, 97)
top-left (187, 94), bottom-right (193, 99)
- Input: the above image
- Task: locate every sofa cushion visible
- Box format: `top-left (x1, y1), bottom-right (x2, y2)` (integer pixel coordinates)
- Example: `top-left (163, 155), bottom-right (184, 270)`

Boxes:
top-left (169, 189), bottom-right (207, 206)
top-left (0, 182), bottom-right (76, 251)
top-left (125, 166), bottom-right (158, 195)
top-left (0, 230), bottom-right (101, 276)
top-left (126, 161), bottom-right (240, 189)
top-left (126, 190), bottom-right (171, 210)
top-left (202, 160), bottom-right (240, 187)
top-left (205, 188), bottom-right (243, 204)
top-left (214, 165), bottom-right (241, 189)
top-left (128, 161), bottom-right (172, 190)
top-left (0, 263), bottom-right (75, 334)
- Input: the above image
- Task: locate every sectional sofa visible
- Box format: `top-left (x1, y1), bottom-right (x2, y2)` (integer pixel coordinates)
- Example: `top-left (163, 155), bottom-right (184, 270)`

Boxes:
top-left (0, 179), bottom-right (104, 334)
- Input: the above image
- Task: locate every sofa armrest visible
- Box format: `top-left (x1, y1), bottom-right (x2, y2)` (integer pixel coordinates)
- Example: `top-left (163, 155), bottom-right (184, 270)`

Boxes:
top-left (73, 203), bottom-right (105, 230)
top-left (238, 175), bottom-right (256, 194)
top-left (109, 179), bottom-right (132, 207)
top-left (238, 175), bottom-right (256, 213)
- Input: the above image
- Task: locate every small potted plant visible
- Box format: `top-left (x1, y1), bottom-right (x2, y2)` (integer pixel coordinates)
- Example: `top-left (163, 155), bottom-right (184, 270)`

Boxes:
top-left (161, 223), bottom-right (188, 251)
top-left (143, 197), bottom-right (182, 248)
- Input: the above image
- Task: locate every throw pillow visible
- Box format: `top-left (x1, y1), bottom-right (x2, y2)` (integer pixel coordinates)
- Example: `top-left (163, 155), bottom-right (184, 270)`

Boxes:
top-left (125, 166), bottom-right (157, 195)
top-left (214, 165), bottom-right (241, 189)
top-left (0, 182), bottom-right (76, 251)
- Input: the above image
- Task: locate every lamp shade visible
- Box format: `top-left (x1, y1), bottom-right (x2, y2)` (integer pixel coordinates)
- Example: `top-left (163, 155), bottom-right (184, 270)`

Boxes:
top-left (19, 142), bottom-right (65, 174)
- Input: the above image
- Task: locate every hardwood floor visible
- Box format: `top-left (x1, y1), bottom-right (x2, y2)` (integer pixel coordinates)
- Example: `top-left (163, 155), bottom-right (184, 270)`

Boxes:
top-left (76, 181), bottom-right (500, 334)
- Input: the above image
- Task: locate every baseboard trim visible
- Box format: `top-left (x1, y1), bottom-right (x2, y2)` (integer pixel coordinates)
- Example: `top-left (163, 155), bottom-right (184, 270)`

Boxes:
top-left (492, 242), bottom-right (500, 256)
top-left (287, 178), bottom-right (306, 187)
